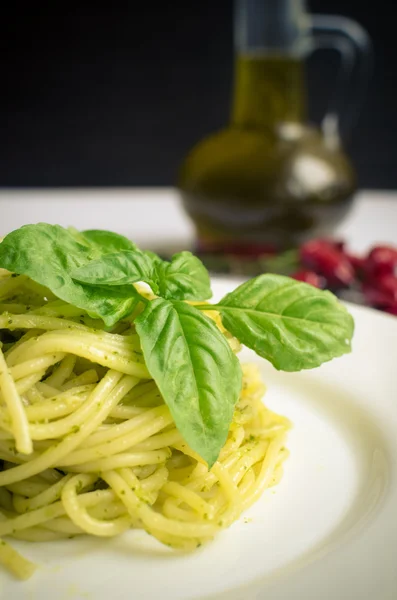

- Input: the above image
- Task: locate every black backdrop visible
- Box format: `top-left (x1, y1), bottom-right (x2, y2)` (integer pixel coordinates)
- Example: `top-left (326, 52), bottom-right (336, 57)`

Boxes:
top-left (1, 1), bottom-right (396, 188)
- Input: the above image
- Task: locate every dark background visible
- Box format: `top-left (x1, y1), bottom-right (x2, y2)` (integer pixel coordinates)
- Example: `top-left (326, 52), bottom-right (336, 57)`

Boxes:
top-left (1, 1), bottom-right (395, 189)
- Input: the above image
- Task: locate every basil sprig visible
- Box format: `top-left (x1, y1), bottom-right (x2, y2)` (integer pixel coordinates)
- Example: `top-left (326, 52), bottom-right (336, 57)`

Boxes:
top-left (0, 224), bottom-right (354, 466)
top-left (72, 249), bottom-right (212, 301)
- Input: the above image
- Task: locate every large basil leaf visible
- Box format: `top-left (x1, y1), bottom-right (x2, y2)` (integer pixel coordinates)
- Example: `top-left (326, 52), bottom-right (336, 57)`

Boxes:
top-left (0, 224), bottom-right (139, 326)
top-left (157, 251), bottom-right (212, 301)
top-left (72, 250), bottom-right (158, 292)
top-left (135, 299), bottom-right (242, 466)
top-left (216, 274), bottom-right (354, 371)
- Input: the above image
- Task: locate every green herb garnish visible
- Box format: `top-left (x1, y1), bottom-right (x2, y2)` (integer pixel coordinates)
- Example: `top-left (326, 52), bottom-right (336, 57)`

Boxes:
top-left (135, 299), bottom-right (241, 466)
top-left (0, 223), bottom-right (354, 466)
top-left (73, 249), bottom-right (212, 302)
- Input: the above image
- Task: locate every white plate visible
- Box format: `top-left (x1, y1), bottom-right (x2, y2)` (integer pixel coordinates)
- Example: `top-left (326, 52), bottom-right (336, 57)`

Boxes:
top-left (1, 278), bottom-right (397, 600)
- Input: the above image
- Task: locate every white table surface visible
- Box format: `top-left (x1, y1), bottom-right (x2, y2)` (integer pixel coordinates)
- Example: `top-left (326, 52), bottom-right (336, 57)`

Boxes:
top-left (0, 188), bottom-right (396, 254)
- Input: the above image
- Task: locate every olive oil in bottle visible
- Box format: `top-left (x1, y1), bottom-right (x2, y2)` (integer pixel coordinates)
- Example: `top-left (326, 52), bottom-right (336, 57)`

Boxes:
top-left (178, 0), bottom-right (361, 254)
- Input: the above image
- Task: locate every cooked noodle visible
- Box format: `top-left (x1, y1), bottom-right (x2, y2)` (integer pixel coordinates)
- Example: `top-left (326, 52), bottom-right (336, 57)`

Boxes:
top-left (0, 272), bottom-right (290, 579)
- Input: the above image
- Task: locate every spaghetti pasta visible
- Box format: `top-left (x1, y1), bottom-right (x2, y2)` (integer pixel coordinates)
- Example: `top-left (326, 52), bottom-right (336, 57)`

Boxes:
top-left (0, 271), bottom-right (290, 579)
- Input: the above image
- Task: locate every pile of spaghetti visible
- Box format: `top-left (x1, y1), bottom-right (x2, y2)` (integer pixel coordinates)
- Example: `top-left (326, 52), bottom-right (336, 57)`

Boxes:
top-left (0, 271), bottom-right (290, 580)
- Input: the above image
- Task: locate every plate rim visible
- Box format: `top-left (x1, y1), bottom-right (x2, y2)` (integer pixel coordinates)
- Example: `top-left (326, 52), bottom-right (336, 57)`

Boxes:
top-left (207, 278), bottom-right (397, 600)
top-left (3, 277), bottom-right (397, 600)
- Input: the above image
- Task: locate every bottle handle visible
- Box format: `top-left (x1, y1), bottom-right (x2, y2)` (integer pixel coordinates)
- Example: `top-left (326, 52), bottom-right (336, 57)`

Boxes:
top-left (308, 14), bottom-right (373, 147)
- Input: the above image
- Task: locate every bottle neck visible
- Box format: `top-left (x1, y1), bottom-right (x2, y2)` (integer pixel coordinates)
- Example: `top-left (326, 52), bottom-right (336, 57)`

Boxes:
top-left (235, 0), bottom-right (311, 55)
top-left (231, 53), bottom-right (307, 130)
top-left (231, 0), bottom-right (309, 130)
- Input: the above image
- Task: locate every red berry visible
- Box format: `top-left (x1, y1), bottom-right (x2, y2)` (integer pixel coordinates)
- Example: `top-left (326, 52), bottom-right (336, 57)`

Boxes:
top-left (332, 240), bottom-right (346, 252)
top-left (376, 274), bottom-right (397, 302)
top-left (362, 274), bottom-right (397, 308)
top-left (311, 237), bottom-right (345, 252)
top-left (299, 239), bottom-right (354, 287)
top-left (345, 253), bottom-right (365, 274)
top-left (291, 269), bottom-right (325, 288)
top-left (365, 246), bottom-right (397, 278)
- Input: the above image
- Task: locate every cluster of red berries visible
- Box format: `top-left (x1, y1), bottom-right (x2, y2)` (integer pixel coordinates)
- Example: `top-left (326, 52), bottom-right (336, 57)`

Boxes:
top-left (293, 240), bottom-right (397, 316)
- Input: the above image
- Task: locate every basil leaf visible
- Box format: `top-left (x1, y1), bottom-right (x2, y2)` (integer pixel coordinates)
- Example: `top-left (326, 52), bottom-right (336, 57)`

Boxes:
top-left (0, 224), bottom-right (138, 326)
top-left (157, 251), bottom-right (212, 301)
top-left (135, 299), bottom-right (242, 467)
top-left (216, 274), bottom-right (354, 371)
top-left (73, 249), bottom-right (211, 302)
top-left (144, 249), bottom-right (163, 265)
top-left (72, 250), bottom-right (158, 292)
top-left (81, 229), bottom-right (137, 254)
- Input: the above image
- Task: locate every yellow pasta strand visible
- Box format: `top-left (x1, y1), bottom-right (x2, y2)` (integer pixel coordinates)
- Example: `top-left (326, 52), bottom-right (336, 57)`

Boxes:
top-left (0, 538), bottom-right (36, 580)
top-left (0, 347), bottom-right (32, 454)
